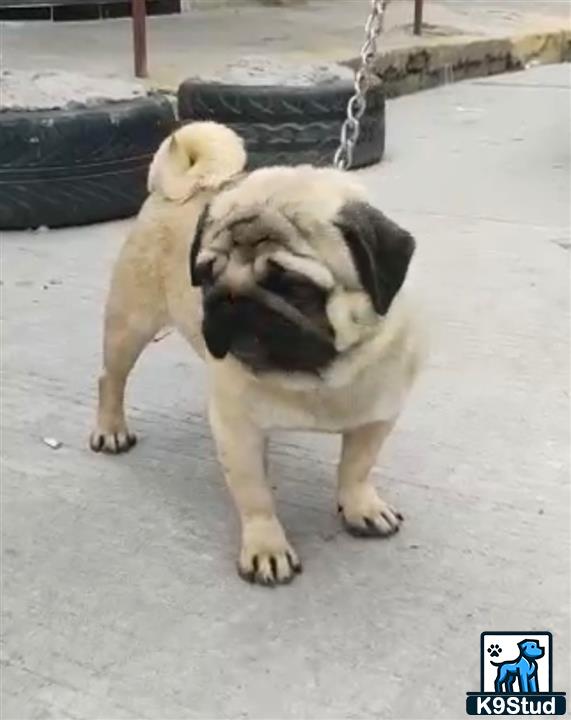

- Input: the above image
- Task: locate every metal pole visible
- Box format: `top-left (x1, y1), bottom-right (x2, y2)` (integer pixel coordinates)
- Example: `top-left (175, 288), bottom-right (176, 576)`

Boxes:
top-left (132, 0), bottom-right (148, 78)
top-left (413, 0), bottom-right (423, 36)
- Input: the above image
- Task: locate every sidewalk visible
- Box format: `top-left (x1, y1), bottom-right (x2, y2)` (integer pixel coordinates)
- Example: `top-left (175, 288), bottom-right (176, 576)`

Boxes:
top-left (1, 0), bottom-right (570, 95)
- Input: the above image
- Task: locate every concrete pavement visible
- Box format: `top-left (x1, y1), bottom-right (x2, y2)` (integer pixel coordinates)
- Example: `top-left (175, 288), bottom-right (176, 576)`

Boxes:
top-left (1, 64), bottom-right (570, 719)
top-left (1, 0), bottom-right (570, 93)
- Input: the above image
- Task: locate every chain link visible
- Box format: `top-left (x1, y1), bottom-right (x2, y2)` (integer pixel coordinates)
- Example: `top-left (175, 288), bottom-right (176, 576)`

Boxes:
top-left (334, 0), bottom-right (387, 170)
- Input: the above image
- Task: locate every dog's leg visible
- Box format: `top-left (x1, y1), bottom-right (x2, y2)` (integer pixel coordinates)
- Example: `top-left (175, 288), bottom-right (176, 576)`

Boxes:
top-left (89, 304), bottom-right (164, 454)
top-left (209, 402), bottom-right (302, 587)
top-left (337, 419), bottom-right (403, 537)
top-left (495, 667), bottom-right (509, 693)
top-left (518, 672), bottom-right (529, 693)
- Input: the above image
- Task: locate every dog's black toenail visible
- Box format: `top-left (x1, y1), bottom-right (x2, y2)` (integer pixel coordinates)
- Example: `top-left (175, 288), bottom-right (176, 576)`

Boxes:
top-left (381, 511), bottom-right (400, 531)
top-left (237, 565), bottom-right (256, 584)
top-left (364, 518), bottom-right (377, 534)
top-left (252, 555), bottom-right (259, 574)
top-left (90, 435), bottom-right (103, 452)
top-left (258, 571), bottom-right (276, 588)
top-left (269, 556), bottom-right (278, 580)
top-left (344, 521), bottom-right (368, 538)
top-left (286, 552), bottom-right (302, 573)
top-left (396, 512), bottom-right (404, 521)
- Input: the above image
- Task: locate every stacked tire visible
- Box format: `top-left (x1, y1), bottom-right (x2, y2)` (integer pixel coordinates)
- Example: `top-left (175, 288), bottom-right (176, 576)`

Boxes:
top-left (178, 81), bottom-right (385, 170)
top-left (0, 96), bottom-right (175, 230)
top-left (0, 78), bottom-right (385, 230)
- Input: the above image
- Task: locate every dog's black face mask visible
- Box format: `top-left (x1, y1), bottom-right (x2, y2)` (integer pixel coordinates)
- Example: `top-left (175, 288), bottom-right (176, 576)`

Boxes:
top-left (200, 263), bottom-right (337, 374)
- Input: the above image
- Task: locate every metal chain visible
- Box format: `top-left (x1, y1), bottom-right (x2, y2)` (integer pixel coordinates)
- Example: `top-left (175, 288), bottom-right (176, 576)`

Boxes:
top-left (334, 0), bottom-right (388, 170)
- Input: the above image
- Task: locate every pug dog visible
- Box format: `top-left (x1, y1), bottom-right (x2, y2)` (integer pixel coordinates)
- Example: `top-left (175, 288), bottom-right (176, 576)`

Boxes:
top-left (90, 121), bottom-right (425, 587)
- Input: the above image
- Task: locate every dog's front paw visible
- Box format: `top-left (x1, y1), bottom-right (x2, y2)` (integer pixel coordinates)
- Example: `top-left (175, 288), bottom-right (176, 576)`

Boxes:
top-left (89, 425), bottom-right (137, 454)
top-left (338, 484), bottom-right (403, 538)
top-left (238, 517), bottom-right (302, 587)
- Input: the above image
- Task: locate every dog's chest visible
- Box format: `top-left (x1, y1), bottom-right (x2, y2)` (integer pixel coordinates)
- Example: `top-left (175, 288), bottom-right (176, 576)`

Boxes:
top-left (243, 362), bottom-right (410, 432)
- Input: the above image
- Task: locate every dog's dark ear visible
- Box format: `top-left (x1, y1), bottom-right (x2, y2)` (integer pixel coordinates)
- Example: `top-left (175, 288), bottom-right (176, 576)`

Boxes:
top-left (335, 202), bottom-right (415, 315)
top-left (189, 204), bottom-right (210, 287)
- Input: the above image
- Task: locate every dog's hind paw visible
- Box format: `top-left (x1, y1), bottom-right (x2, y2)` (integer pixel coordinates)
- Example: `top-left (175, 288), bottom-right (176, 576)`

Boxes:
top-left (89, 428), bottom-right (137, 454)
top-left (338, 485), bottom-right (403, 538)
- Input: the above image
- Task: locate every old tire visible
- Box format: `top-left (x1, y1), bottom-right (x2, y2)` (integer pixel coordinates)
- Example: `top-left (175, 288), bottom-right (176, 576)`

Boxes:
top-left (0, 96), bottom-right (176, 230)
top-left (177, 81), bottom-right (385, 170)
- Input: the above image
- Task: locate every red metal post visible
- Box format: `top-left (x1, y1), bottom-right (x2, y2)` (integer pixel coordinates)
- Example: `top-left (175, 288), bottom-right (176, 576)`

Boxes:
top-left (132, 0), bottom-right (148, 78)
top-left (413, 0), bottom-right (423, 35)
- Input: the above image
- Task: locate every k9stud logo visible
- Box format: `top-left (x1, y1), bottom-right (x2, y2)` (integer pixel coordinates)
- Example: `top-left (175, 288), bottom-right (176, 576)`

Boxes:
top-left (466, 632), bottom-right (566, 716)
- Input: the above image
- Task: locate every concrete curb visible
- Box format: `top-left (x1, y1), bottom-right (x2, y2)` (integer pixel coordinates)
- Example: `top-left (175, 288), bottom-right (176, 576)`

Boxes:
top-left (365, 29), bottom-right (571, 98)
top-left (150, 27), bottom-right (569, 100)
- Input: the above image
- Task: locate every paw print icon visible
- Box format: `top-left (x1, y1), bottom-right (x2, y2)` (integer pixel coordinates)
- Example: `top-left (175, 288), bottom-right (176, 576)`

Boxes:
top-left (487, 643), bottom-right (502, 658)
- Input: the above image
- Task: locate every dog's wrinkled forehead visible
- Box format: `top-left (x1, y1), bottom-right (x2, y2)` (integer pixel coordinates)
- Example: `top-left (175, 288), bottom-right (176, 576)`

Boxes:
top-left (209, 165), bottom-right (366, 220)
top-left (191, 166), bottom-right (367, 290)
top-left (194, 204), bottom-right (332, 291)
top-left (205, 204), bottom-right (307, 256)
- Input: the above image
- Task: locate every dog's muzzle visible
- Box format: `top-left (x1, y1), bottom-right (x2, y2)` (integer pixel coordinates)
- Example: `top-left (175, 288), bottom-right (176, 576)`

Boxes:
top-left (201, 285), bottom-right (337, 374)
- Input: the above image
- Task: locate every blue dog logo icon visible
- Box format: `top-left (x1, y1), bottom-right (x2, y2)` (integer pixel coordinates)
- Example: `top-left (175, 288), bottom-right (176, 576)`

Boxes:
top-left (491, 639), bottom-right (544, 694)
top-left (466, 631), bottom-right (567, 715)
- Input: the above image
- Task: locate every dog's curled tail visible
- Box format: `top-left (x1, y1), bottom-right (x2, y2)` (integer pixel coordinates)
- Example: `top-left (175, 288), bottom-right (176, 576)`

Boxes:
top-left (490, 661), bottom-right (503, 666)
top-left (148, 121), bottom-right (247, 203)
